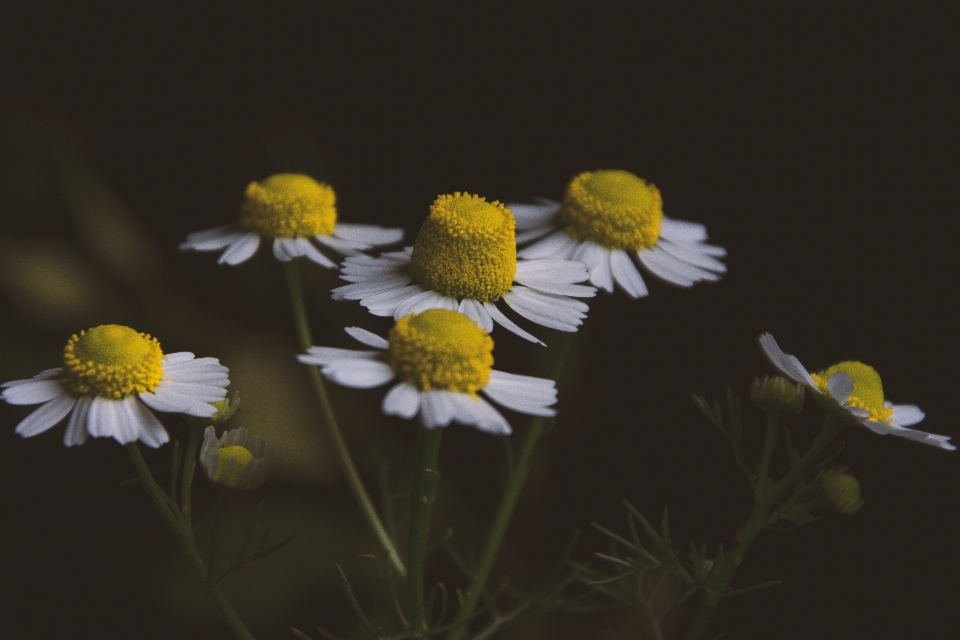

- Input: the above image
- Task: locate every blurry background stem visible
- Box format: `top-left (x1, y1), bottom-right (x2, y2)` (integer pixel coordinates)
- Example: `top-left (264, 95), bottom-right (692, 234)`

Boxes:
top-left (282, 260), bottom-right (407, 578)
top-left (447, 332), bottom-right (577, 640)
top-left (405, 425), bottom-right (444, 632)
top-left (180, 420), bottom-right (205, 538)
top-left (125, 443), bottom-right (256, 640)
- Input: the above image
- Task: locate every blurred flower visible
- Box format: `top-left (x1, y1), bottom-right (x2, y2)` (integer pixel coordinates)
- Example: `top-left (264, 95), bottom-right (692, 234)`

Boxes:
top-left (820, 467), bottom-right (864, 515)
top-left (509, 170), bottom-right (726, 298)
top-left (759, 333), bottom-right (954, 450)
top-left (200, 426), bottom-right (274, 490)
top-left (2, 324), bottom-right (229, 447)
top-left (332, 192), bottom-right (595, 346)
top-left (210, 391), bottom-right (241, 425)
top-left (297, 309), bottom-right (557, 434)
top-left (750, 375), bottom-right (805, 416)
top-left (179, 173), bottom-right (403, 267)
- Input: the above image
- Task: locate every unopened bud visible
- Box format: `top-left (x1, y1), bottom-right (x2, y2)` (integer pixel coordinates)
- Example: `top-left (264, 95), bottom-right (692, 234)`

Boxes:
top-left (820, 467), bottom-right (863, 516)
top-left (750, 375), bottom-right (805, 416)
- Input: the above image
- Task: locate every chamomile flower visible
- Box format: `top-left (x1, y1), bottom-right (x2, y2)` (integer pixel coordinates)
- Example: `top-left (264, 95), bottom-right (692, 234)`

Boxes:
top-left (296, 309), bottom-right (557, 434)
top-left (509, 170), bottom-right (726, 298)
top-left (1, 325), bottom-right (229, 447)
top-left (331, 192), bottom-right (596, 346)
top-left (200, 426), bottom-right (274, 490)
top-left (179, 173), bottom-right (403, 267)
top-left (758, 333), bottom-right (955, 451)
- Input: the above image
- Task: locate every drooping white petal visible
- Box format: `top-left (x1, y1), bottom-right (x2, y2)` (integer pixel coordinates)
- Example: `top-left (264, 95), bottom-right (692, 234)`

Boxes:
top-left (382, 383), bottom-right (421, 419)
top-left (297, 347), bottom-right (381, 366)
top-left (345, 327), bottom-right (390, 349)
top-left (459, 298), bottom-right (494, 332)
top-left (890, 404), bottom-right (925, 427)
top-left (573, 242), bottom-right (614, 292)
top-left (516, 258), bottom-right (590, 283)
top-left (609, 249), bottom-right (649, 298)
top-left (516, 226), bottom-right (560, 245)
top-left (218, 233), bottom-right (262, 265)
top-left (14, 393), bottom-right (77, 438)
top-left (140, 382), bottom-right (221, 417)
top-left (332, 276), bottom-right (414, 300)
top-left (484, 302), bottom-right (545, 346)
top-left (333, 223), bottom-right (405, 246)
top-left (316, 234), bottom-right (372, 254)
top-left (63, 396), bottom-right (91, 446)
top-left (638, 246), bottom-right (719, 287)
top-left (483, 370), bottom-right (557, 416)
top-left (289, 237), bottom-right (338, 268)
top-left (86, 397), bottom-right (121, 439)
top-left (2, 368), bottom-right (61, 388)
top-left (1, 379), bottom-right (65, 405)
top-left (504, 286), bottom-right (587, 332)
top-left (827, 372), bottom-right (854, 405)
top-left (517, 230), bottom-right (579, 260)
top-left (658, 217), bottom-right (708, 243)
top-left (508, 200), bottom-right (561, 230)
top-left (180, 226), bottom-right (246, 251)
top-left (320, 359), bottom-right (396, 389)
top-left (361, 284), bottom-right (425, 317)
top-left (113, 396), bottom-right (144, 444)
top-left (420, 391), bottom-right (458, 428)
top-left (657, 239), bottom-right (727, 272)
top-left (162, 352), bottom-right (197, 365)
top-left (873, 423), bottom-right (956, 451)
top-left (446, 393), bottom-right (512, 435)
top-left (273, 238), bottom-right (296, 261)
top-left (758, 334), bottom-right (818, 388)
top-left (394, 289), bottom-right (456, 318)
top-left (129, 399), bottom-right (170, 448)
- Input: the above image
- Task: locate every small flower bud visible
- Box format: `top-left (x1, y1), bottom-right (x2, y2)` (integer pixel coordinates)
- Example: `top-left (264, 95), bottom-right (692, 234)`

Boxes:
top-left (200, 426), bottom-right (274, 490)
top-left (820, 467), bottom-right (864, 516)
top-left (211, 391), bottom-right (241, 425)
top-left (750, 375), bottom-right (805, 416)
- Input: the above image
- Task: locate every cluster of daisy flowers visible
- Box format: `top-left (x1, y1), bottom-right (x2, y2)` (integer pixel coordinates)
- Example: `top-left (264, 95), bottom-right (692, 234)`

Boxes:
top-left (4, 168), bottom-right (952, 459)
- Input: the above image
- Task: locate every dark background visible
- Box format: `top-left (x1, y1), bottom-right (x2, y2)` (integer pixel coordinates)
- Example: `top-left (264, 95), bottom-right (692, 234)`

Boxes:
top-left (2, 2), bottom-right (958, 639)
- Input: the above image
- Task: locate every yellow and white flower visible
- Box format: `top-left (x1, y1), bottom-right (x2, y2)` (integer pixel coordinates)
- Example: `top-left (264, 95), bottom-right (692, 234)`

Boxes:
top-left (2, 324), bottom-right (230, 447)
top-left (331, 192), bottom-right (596, 346)
top-left (297, 309), bottom-right (557, 434)
top-left (200, 426), bottom-right (274, 490)
top-left (180, 173), bottom-right (403, 267)
top-left (759, 333), bottom-right (954, 451)
top-left (509, 170), bottom-right (726, 298)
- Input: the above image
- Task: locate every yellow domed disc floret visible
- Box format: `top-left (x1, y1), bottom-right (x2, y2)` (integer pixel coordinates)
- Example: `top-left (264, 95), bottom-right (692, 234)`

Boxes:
top-left (62, 324), bottom-right (164, 398)
top-left (409, 192), bottom-right (517, 302)
top-left (387, 309), bottom-right (494, 395)
top-left (215, 445), bottom-right (254, 487)
top-left (560, 169), bottom-right (663, 250)
top-left (238, 173), bottom-right (337, 238)
top-left (811, 361), bottom-right (894, 424)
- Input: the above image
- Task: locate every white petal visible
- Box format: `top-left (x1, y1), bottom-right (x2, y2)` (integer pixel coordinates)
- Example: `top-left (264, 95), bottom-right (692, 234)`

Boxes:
top-left (273, 238), bottom-right (296, 261)
top-left (139, 382), bottom-right (220, 417)
top-left (218, 233), bottom-right (261, 265)
top-left (87, 397), bottom-right (122, 439)
top-left (297, 347), bottom-right (381, 366)
top-left (504, 286), bottom-right (587, 332)
top-left (483, 371), bottom-right (557, 417)
top-left (2, 368), bottom-right (61, 388)
top-left (292, 238), bottom-right (338, 267)
top-left (758, 334), bottom-right (818, 388)
top-left (316, 234), bottom-right (371, 254)
top-left (382, 383), bottom-right (420, 419)
top-left (459, 298), bottom-right (494, 332)
top-left (321, 359), bottom-right (395, 388)
top-left (395, 289), bottom-right (454, 318)
top-left (333, 223), bottom-right (405, 246)
top-left (180, 226), bottom-right (244, 251)
top-left (872, 423), bottom-right (956, 451)
top-left (515, 258), bottom-right (590, 283)
top-left (609, 250), bottom-right (649, 298)
top-left (420, 391), bottom-right (457, 428)
top-left (517, 230), bottom-right (580, 260)
top-left (361, 284), bottom-right (424, 317)
top-left (332, 276), bottom-right (413, 300)
top-left (484, 302), bottom-right (546, 346)
top-left (128, 399), bottom-right (170, 448)
top-left (827, 372), bottom-right (854, 405)
top-left (345, 326), bottom-right (390, 349)
top-left (2, 379), bottom-right (65, 405)
top-left (63, 396), bottom-right (91, 446)
top-left (658, 217), bottom-right (708, 243)
top-left (507, 200), bottom-right (561, 229)
top-left (890, 404), bottom-right (925, 427)
top-left (162, 352), bottom-right (197, 365)
top-left (658, 239), bottom-right (727, 272)
top-left (573, 242), bottom-right (614, 292)
top-left (638, 246), bottom-right (719, 287)
top-left (516, 226), bottom-right (561, 245)
top-left (14, 393), bottom-right (77, 438)
top-left (462, 396), bottom-right (512, 435)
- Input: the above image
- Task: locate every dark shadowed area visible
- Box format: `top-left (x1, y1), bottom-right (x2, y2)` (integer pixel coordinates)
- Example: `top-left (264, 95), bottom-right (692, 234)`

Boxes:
top-left (1, 2), bottom-right (958, 639)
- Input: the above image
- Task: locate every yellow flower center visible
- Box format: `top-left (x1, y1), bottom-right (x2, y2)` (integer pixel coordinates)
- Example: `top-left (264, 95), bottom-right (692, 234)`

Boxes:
top-left (238, 173), bottom-right (337, 238)
top-left (811, 361), bottom-right (894, 424)
top-left (409, 193), bottom-right (517, 302)
top-left (62, 325), bottom-right (164, 399)
top-left (560, 169), bottom-right (663, 250)
top-left (214, 445), bottom-right (254, 487)
top-left (387, 309), bottom-right (494, 394)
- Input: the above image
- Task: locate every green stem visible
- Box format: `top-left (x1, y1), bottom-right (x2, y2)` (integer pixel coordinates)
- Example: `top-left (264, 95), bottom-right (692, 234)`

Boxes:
top-left (405, 426), bottom-right (444, 632)
top-left (683, 414), bottom-right (846, 640)
top-left (125, 444), bottom-right (256, 640)
top-left (181, 420), bottom-right (205, 538)
top-left (447, 332), bottom-right (577, 640)
top-left (755, 413), bottom-right (779, 498)
top-left (282, 260), bottom-right (407, 578)
top-left (207, 490), bottom-right (229, 583)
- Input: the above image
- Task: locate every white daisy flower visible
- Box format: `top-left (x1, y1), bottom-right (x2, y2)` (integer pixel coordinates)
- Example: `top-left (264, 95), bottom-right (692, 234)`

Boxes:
top-left (200, 426), bottom-right (274, 490)
top-left (759, 333), bottom-right (955, 451)
top-left (179, 173), bottom-right (403, 267)
top-left (296, 309), bottom-right (557, 435)
top-left (331, 192), bottom-right (596, 346)
top-left (509, 170), bottom-right (726, 298)
top-left (1, 324), bottom-right (230, 448)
